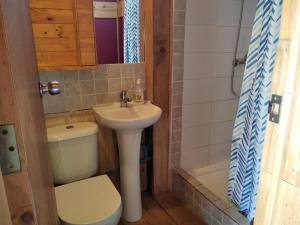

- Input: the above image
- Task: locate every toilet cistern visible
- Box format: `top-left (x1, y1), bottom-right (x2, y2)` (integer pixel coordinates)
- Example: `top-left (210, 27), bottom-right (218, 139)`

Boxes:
top-left (93, 102), bottom-right (162, 222)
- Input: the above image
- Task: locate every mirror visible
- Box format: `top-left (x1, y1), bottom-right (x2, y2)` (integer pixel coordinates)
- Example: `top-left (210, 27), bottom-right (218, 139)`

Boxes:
top-left (93, 0), bottom-right (145, 64)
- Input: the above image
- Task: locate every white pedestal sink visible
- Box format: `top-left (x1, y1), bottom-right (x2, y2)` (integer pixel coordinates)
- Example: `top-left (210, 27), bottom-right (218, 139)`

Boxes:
top-left (93, 102), bottom-right (162, 222)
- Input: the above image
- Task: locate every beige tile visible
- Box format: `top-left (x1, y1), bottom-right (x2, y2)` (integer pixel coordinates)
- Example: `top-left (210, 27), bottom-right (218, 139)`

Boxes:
top-left (172, 107), bottom-right (182, 119)
top-left (173, 54), bottom-right (184, 68)
top-left (64, 82), bottom-right (81, 96)
top-left (95, 79), bottom-right (108, 93)
top-left (63, 70), bottom-right (78, 81)
top-left (121, 64), bottom-right (134, 77)
top-left (80, 80), bottom-right (95, 95)
top-left (96, 93), bottom-right (109, 104)
top-left (81, 95), bottom-right (96, 109)
top-left (174, 11), bottom-right (186, 25)
top-left (171, 141), bottom-right (181, 154)
top-left (171, 153), bottom-right (181, 168)
top-left (214, 200), bottom-right (232, 211)
top-left (173, 26), bottom-right (185, 40)
top-left (172, 118), bottom-right (182, 130)
top-left (174, 40), bottom-right (184, 53)
top-left (172, 94), bottom-right (183, 107)
top-left (172, 130), bottom-right (182, 142)
top-left (223, 215), bottom-right (238, 225)
top-left (133, 63), bottom-right (145, 76)
top-left (172, 81), bottom-right (183, 95)
top-left (65, 96), bottom-right (82, 111)
top-left (224, 207), bottom-right (244, 221)
top-left (108, 92), bottom-right (119, 102)
top-left (173, 68), bottom-right (184, 81)
top-left (108, 79), bottom-right (121, 92)
top-left (107, 64), bottom-right (121, 78)
top-left (212, 206), bottom-right (223, 224)
top-left (174, 0), bottom-right (186, 10)
top-left (95, 64), bottom-right (107, 79)
top-left (79, 69), bottom-right (94, 80)
top-left (121, 77), bottom-right (135, 90)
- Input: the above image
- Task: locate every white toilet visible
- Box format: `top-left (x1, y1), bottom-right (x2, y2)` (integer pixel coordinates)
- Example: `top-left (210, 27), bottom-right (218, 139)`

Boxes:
top-left (47, 122), bottom-right (122, 225)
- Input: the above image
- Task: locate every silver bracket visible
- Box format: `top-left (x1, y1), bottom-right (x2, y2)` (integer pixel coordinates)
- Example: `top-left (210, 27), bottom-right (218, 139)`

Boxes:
top-left (0, 125), bottom-right (21, 174)
top-left (268, 95), bottom-right (282, 124)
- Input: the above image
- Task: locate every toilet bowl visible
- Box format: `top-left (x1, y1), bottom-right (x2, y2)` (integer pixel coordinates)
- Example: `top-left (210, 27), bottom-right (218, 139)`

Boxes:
top-left (55, 175), bottom-right (122, 225)
top-left (47, 122), bottom-right (122, 225)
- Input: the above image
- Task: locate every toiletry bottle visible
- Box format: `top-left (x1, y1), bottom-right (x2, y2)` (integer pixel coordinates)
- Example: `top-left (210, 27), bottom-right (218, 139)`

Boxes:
top-left (135, 78), bottom-right (144, 103)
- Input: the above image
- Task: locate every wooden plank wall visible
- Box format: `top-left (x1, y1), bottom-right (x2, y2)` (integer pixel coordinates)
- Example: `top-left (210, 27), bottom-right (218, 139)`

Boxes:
top-left (152, 0), bottom-right (172, 194)
top-left (29, 0), bottom-right (96, 69)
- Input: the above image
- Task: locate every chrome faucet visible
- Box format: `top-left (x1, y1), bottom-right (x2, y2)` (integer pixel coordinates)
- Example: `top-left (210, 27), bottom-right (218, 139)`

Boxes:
top-left (120, 90), bottom-right (131, 107)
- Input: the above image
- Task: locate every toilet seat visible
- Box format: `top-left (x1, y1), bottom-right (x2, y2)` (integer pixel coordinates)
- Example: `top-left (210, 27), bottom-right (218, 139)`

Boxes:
top-left (55, 175), bottom-right (122, 225)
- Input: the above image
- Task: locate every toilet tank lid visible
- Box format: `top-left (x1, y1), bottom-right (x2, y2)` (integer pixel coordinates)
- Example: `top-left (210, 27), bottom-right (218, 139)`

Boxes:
top-left (47, 122), bottom-right (98, 142)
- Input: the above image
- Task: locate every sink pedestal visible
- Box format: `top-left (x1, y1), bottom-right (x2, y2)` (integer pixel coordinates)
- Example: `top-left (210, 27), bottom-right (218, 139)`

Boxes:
top-left (117, 129), bottom-right (143, 222)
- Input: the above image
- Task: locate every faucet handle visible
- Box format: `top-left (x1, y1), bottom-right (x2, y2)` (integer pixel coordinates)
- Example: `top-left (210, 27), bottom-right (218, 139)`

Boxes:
top-left (120, 90), bottom-right (128, 99)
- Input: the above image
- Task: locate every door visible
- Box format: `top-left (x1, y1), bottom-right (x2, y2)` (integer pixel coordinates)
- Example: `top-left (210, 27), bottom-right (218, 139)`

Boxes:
top-left (255, 0), bottom-right (300, 224)
top-left (0, 0), bottom-right (58, 224)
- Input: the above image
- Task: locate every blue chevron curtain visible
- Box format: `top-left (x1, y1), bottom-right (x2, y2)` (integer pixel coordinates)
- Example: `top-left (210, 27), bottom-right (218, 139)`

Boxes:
top-left (124, 0), bottom-right (141, 63)
top-left (228, 0), bottom-right (282, 221)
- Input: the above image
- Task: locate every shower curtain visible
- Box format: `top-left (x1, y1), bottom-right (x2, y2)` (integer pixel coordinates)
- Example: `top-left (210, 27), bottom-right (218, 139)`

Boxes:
top-left (124, 0), bottom-right (141, 63)
top-left (228, 0), bottom-right (282, 220)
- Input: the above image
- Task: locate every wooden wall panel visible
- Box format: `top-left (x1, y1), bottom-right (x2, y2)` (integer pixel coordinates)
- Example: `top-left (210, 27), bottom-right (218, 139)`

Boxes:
top-left (32, 24), bottom-right (75, 38)
top-left (37, 51), bottom-right (78, 67)
top-left (29, 0), bottom-right (97, 69)
top-left (29, 0), bottom-right (73, 9)
top-left (152, 0), bottom-right (172, 194)
top-left (31, 9), bottom-right (74, 24)
top-left (35, 37), bottom-right (77, 51)
top-left (0, 168), bottom-right (12, 225)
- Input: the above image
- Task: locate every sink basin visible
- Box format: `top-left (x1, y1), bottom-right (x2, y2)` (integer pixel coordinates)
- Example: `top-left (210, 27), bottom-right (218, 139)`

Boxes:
top-left (93, 102), bottom-right (162, 222)
top-left (94, 103), bottom-right (162, 130)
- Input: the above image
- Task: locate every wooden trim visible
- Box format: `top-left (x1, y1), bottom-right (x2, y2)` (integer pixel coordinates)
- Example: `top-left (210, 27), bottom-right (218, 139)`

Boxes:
top-left (144, 0), bottom-right (153, 101)
top-left (93, 2), bottom-right (118, 19)
top-left (152, 0), bottom-right (172, 195)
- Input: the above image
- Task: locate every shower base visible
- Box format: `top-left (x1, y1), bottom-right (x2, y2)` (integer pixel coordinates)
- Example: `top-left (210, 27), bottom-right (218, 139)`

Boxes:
top-left (173, 161), bottom-right (251, 225)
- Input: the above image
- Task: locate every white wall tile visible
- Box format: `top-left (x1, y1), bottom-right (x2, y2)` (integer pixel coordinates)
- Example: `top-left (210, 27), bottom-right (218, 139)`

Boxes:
top-left (181, 146), bottom-right (209, 170)
top-left (242, 1), bottom-right (257, 27)
top-left (217, 0), bottom-right (241, 26)
top-left (185, 25), bottom-right (217, 53)
top-left (211, 100), bottom-right (238, 123)
top-left (182, 103), bottom-right (211, 128)
top-left (238, 27), bottom-right (253, 53)
top-left (186, 0), bottom-right (218, 25)
top-left (216, 26), bottom-right (238, 53)
top-left (210, 121), bottom-right (234, 144)
top-left (184, 53), bottom-right (215, 79)
top-left (214, 53), bottom-right (234, 77)
top-left (212, 77), bottom-right (235, 101)
top-left (209, 141), bottom-right (231, 164)
top-left (182, 125), bottom-right (210, 149)
top-left (183, 79), bottom-right (213, 104)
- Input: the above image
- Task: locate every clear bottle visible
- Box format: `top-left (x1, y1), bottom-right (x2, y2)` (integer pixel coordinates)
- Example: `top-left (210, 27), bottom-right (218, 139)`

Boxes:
top-left (135, 78), bottom-right (144, 103)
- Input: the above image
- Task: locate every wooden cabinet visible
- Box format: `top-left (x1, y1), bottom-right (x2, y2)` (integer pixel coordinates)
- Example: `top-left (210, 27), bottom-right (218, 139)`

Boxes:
top-left (29, 0), bottom-right (97, 69)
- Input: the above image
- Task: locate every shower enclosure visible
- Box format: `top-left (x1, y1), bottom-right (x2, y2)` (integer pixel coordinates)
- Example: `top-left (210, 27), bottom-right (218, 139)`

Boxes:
top-left (172, 0), bottom-right (258, 224)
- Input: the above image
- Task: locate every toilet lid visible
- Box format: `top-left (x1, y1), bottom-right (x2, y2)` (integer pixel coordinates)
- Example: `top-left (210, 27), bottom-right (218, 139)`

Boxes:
top-left (55, 175), bottom-right (122, 225)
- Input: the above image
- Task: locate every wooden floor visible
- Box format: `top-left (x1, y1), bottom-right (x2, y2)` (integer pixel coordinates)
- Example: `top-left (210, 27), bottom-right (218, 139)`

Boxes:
top-left (120, 193), bottom-right (207, 225)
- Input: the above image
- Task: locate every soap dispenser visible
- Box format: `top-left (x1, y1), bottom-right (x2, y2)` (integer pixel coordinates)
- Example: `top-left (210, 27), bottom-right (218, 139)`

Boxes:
top-left (135, 78), bottom-right (144, 103)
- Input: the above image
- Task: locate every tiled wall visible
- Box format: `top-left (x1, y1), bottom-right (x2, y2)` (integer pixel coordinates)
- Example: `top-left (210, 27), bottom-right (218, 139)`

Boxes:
top-left (40, 63), bottom-right (145, 114)
top-left (170, 0), bottom-right (257, 171)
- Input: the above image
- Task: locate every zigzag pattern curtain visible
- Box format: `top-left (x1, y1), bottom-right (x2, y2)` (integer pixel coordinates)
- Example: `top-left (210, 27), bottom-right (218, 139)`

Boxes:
top-left (124, 0), bottom-right (140, 63)
top-left (228, 0), bottom-right (282, 220)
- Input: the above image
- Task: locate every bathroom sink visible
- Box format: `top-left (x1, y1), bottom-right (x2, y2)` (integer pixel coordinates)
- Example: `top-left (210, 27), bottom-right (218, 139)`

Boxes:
top-left (93, 102), bottom-right (162, 222)
top-left (93, 102), bottom-right (162, 130)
